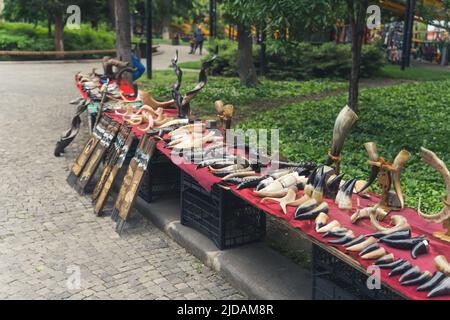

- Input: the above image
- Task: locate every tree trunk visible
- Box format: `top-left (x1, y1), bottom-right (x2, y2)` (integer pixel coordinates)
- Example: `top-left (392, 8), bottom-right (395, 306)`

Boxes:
top-left (236, 24), bottom-right (259, 87)
top-left (161, 0), bottom-right (171, 40)
top-left (54, 11), bottom-right (64, 58)
top-left (109, 0), bottom-right (116, 28)
top-left (47, 16), bottom-right (52, 37)
top-left (347, 0), bottom-right (368, 113)
top-left (114, 0), bottom-right (133, 83)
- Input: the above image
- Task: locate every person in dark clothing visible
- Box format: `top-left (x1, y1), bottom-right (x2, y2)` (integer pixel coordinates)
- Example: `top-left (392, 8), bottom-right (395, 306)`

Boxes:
top-left (193, 26), bottom-right (205, 55)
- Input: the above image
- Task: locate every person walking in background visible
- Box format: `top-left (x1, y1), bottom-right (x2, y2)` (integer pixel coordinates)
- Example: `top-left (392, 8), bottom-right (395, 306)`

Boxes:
top-left (193, 25), bottom-right (205, 55)
top-left (188, 35), bottom-right (195, 54)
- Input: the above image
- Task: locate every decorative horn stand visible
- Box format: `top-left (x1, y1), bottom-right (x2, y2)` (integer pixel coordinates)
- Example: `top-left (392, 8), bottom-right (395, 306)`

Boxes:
top-left (359, 142), bottom-right (411, 213)
top-left (417, 147), bottom-right (450, 243)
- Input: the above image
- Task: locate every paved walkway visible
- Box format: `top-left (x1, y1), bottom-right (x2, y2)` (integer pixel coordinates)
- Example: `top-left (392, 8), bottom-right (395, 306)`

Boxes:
top-left (0, 59), bottom-right (243, 300)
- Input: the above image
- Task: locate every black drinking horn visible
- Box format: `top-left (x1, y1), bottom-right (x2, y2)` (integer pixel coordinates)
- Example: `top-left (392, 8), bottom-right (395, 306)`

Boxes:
top-left (427, 277), bottom-right (450, 298)
top-left (343, 235), bottom-right (366, 248)
top-left (379, 229), bottom-right (412, 241)
top-left (358, 243), bottom-right (380, 257)
top-left (389, 261), bottom-right (412, 277)
top-left (417, 272), bottom-right (446, 292)
top-left (328, 233), bottom-right (355, 245)
top-left (294, 199), bottom-right (319, 217)
top-left (375, 253), bottom-right (395, 265)
top-left (323, 227), bottom-right (348, 238)
top-left (380, 236), bottom-right (426, 250)
top-left (401, 271), bottom-right (432, 286)
top-left (378, 258), bottom-right (406, 270)
top-left (338, 179), bottom-right (357, 210)
top-left (295, 202), bottom-right (329, 221)
top-left (399, 266), bottom-right (421, 283)
top-left (324, 173), bottom-right (345, 199)
top-left (411, 240), bottom-right (429, 259)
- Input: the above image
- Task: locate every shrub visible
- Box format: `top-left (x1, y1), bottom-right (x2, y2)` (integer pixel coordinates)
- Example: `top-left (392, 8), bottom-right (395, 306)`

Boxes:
top-left (206, 39), bottom-right (385, 80)
top-left (0, 22), bottom-right (115, 57)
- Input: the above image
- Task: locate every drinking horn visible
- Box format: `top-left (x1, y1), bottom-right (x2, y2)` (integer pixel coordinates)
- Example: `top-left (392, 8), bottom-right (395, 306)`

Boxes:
top-left (434, 255), bottom-right (450, 275)
top-left (379, 229), bottom-right (411, 241)
top-left (377, 258), bottom-right (406, 270)
top-left (358, 243), bottom-right (380, 257)
top-left (346, 236), bottom-right (377, 252)
top-left (399, 266), bottom-right (421, 283)
top-left (325, 105), bottom-right (359, 168)
top-left (428, 277), bottom-right (450, 298)
top-left (357, 142), bottom-right (380, 195)
top-left (344, 235), bottom-right (366, 248)
top-left (391, 149), bottom-right (411, 209)
top-left (315, 212), bottom-right (329, 232)
top-left (324, 173), bottom-right (345, 199)
top-left (295, 202), bottom-right (329, 221)
top-left (417, 271), bottom-right (446, 291)
top-left (370, 214), bottom-right (410, 236)
top-left (323, 226), bottom-right (348, 238)
top-left (328, 231), bottom-right (355, 245)
top-left (416, 147), bottom-right (450, 230)
top-left (338, 179), bottom-right (357, 210)
top-left (401, 271), bottom-right (432, 286)
top-left (317, 220), bottom-right (341, 233)
top-left (380, 236), bottom-right (425, 250)
top-left (389, 260), bottom-right (412, 277)
top-left (361, 247), bottom-right (386, 260)
top-left (375, 253), bottom-right (395, 265)
top-left (411, 239), bottom-right (429, 259)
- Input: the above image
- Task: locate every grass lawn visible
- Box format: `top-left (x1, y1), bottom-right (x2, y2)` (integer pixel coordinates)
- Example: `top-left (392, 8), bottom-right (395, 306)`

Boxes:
top-left (139, 70), bottom-right (347, 122)
top-left (238, 80), bottom-right (450, 212)
top-left (378, 64), bottom-right (450, 81)
top-left (178, 60), bottom-right (202, 70)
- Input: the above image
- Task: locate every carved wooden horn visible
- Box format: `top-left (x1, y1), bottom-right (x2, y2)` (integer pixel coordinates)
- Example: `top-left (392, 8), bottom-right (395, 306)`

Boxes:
top-left (392, 149), bottom-right (411, 209)
top-left (418, 147), bottom-right (450, 223)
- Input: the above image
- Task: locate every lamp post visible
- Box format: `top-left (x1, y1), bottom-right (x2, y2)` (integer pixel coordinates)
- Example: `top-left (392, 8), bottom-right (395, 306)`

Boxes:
top-left (145, 0), bottom-right (152, 79)
top-left (402, 0), bottom-right (416, 70)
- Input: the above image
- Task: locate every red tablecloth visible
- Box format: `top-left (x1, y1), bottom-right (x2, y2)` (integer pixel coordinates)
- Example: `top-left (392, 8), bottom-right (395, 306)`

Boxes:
top-left (229, 187), bottom-right (449, 300)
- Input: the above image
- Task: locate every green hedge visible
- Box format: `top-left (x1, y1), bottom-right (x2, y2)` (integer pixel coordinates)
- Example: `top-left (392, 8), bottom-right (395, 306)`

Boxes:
top-left (206, 39), bottom-right (385, 80)
top-left (0, 22), bottom-right (115, 56)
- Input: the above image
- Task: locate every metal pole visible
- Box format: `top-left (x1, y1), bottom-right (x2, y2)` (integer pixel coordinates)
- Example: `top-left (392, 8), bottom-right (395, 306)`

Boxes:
top-left (145, 0), bottom-right (152, 79)
top-left (401, 0), bottom-right (415, 70)
top-left (213, 0), bottom-right (217, 38)
top-left (209, 0), bottom-right (214, 38)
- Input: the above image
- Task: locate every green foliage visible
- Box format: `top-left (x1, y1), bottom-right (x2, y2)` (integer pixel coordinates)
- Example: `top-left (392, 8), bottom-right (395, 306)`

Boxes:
top-left (378, 64), bottom-right (450, 81)
top-left (206, 39), bottom-right (385, 80)
top-left (0, 22), bottom-right (115, 53)
top-left (139, 70), bottom-right (346, 120)
top-left (238, 80), bottom-right (450, 212)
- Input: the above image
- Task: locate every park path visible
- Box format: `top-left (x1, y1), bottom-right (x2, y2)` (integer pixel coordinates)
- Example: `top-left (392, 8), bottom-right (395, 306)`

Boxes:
top-left (0, 60), bottom-right (243, 300)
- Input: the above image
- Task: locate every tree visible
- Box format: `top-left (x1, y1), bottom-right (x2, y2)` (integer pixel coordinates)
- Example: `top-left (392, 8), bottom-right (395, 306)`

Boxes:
top-left (346, 0), bottom-right (370, 112)
top-left (2, 0), bottom-right (112, 52)
top-left (114, 0), bottom-right (132, 81)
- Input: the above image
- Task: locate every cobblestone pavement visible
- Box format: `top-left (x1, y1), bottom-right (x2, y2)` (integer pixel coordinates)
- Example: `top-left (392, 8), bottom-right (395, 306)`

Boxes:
top-left (0, 62), bottom-right (244, 300)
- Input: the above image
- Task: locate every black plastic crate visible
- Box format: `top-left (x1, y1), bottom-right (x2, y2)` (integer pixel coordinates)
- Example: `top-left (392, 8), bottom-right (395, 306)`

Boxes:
top-left (312, 244), bottom-right (404, 300)
top-left (181, 172), bottom-right (266, 250)
top-left (139, 149), bottom-right (180, 203)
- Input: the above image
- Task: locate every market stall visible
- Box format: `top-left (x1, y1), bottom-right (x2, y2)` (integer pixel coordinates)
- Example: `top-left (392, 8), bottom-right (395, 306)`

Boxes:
top-left (62, 55), bottom-right (450, 301)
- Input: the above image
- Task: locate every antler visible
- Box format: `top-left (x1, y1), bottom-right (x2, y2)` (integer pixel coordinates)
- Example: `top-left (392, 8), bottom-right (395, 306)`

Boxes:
top-left (418, 147), bottom-right (450, 223)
